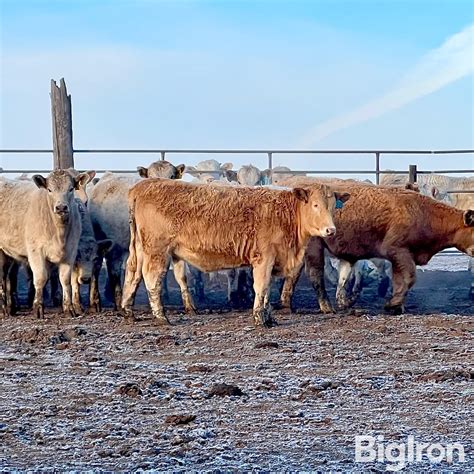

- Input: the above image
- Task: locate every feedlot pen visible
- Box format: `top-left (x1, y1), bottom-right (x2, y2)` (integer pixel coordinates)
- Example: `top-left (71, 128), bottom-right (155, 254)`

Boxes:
top-left (0, 148), bottom-right (473, 472)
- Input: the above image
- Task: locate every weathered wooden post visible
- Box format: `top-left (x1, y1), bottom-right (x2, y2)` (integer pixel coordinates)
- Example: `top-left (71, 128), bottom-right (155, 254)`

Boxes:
top-left (50, 78), bottom-right (74, 169)
top-left (408, 164), bottom-right (417, 183)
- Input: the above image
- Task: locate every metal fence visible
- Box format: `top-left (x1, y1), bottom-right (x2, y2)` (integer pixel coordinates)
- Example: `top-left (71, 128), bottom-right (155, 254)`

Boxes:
top-left (0, 148), bottom-right (473, 184)
top-left (1, 148), bottom-right (473, 260)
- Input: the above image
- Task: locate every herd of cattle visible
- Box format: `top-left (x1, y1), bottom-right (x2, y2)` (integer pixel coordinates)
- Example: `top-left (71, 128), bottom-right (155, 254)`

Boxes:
top-left (0, 159), bottom-right (473, 327)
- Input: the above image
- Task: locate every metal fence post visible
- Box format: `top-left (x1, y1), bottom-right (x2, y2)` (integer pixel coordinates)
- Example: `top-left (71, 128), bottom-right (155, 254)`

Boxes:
top-left (267, 152), bottom-right (273, 184)
top-left (409, 164), bottom-right (417, 183)
top-left (160, 151), bottom-right (166, 161)
top-left (375, 152), bottom-right (380, 184)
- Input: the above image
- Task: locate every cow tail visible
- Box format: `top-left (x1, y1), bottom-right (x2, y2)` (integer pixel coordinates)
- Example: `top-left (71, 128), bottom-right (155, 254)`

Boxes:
top-left (126, 192), bottom-right (139, 276)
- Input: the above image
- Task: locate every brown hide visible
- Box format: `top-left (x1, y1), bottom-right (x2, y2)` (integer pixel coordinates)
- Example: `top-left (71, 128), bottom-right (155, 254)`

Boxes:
top-left (130, 179), bottom-right (338, 274)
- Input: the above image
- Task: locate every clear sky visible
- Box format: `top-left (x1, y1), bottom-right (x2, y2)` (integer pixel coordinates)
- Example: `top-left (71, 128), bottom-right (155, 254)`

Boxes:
top-left (0, 0), bottom-right (473, 175)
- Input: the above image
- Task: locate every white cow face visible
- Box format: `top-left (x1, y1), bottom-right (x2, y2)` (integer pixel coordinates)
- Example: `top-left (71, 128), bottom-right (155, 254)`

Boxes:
top-left (32, 170), bottom-right (90, 224)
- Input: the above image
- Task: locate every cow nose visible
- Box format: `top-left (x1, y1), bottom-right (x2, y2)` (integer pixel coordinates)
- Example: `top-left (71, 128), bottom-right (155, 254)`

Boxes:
top-left (325, 227), bottom-right (336, 237)
top-left (55, 204), bottom-right (69, 214)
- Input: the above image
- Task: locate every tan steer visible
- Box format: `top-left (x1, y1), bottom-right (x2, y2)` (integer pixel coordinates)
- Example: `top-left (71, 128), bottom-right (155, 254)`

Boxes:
top-left (121, 179), bottom-right (349, 327)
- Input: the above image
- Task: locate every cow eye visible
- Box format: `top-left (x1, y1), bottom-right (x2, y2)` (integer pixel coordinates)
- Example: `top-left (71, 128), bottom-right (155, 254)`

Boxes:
top-left (313, 203), bottom-right (318, 208)
top-left (47, 188), bottom-right (52, 193)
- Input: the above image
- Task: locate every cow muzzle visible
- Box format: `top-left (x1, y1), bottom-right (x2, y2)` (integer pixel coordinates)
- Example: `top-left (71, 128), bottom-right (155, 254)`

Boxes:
top-left (323, 227), bottom-right (336, 237)
top-left (54, 203), bottom-right (70, 217)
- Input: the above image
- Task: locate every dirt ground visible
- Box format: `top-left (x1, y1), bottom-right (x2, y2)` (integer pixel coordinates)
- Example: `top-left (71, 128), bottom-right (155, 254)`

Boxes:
top-left (1, 270), bottom-right (473, 472)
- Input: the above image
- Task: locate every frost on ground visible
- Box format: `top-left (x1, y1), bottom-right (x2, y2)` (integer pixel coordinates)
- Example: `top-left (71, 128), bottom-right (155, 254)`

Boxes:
top-left (0, 271), bottom-right (472, 472)
top-left (424, 254), bottom-right (471, 272)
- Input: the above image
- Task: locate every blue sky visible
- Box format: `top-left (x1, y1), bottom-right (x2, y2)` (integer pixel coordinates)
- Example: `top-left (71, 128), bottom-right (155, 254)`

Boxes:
top-left (1, 0), bottom-right (473, 174)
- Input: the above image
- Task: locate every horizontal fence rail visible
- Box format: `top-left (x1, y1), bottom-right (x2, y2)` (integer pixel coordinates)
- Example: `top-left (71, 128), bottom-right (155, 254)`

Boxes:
top-left (1, 148), bottom-right (473, 185)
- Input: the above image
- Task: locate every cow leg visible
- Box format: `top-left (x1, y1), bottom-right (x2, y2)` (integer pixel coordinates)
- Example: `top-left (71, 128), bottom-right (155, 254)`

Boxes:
top-left (0, 252), bottom-right (8, 317)
top-left (89, 268), bottom-right (101, 313)
top-left (26, 266), bottom-right (35, 308)
top-left (305, 239), bottom-right (334, 313)
top-left (105, 252), bottom-right (123, 310)
top-left (280, 262), bottom-right (304, 313)
top-left (335, 259), bottom-right (357, 310)
top-left (172, 258), bottom-right (197, 315)
top-left (71, 268), bottom-right (84, 314)
top-left (187, 266), bottom-right (205, 304)
top-left (252, 260), bottom-right (276, 327)
top-left (142, 254), bottom-right (170, 325)
top-left (29, 254), bottom-right (48, 319)
top-left (385, 251), bottom-right (416, 314)
top-left (226, 268), bottom-right (239, 307)
top-left (7, 261), bottom-right (19, 316)
top-left (49, 266), bottom-right (62, 307)
top-left (59, 262), bottom-right (77, 317)
top-left (121, 248), bottom-right (144, 320)
top-left (469, 258), bottom-right (474, 300)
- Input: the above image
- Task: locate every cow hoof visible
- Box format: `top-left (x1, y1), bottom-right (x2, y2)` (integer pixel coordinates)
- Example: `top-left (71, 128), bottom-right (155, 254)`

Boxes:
top-left (253, 308), bottom-right (276, 328)
top-left (384, 303), bottom-right (404, 315)
top-left (33, 303), bottom-right (44, 319)
top-left (154, 315), bottom-right (171, 326)
top-left (73, 305), bottom-right (85, 315)
top-left (120, 307), bottom-right (135, 319)
top-left (87, 303), bottom-right (101, 314)
top-left (319, 301), bottom-right (335, 314)
top-left (65, 308), bottom-right (78, 318)
top-left (278, 304), bottom-right (293, 315)
top-left (335, 299), bottom-right (350, 311)
top-left (256, 316), bottom-right (278, 328)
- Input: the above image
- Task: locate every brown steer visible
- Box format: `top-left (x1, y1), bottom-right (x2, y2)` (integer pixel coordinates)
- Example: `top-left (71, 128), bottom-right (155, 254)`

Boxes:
top-left (282, 184), bottom-right (474, 314)
top-left (121, 179), bottom-right (349, 327)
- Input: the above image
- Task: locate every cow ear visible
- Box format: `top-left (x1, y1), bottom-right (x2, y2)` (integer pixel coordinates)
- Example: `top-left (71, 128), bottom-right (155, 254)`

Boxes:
top-left (175, 164), bottom-right (186, 179)
top-left (74, 172), bottom-right (90, 189)
top-left (33, 174), bottom-right (47, 189)
top-left (225, 170), bottom-right (238, 182)
top-left (137, 166), bottom-right (148, 178)
top-left (98, 239), bottom-right (113, 254)
top-left (85, 170), bottom-right (96, 183)
top-left (92, 177), bottom-right (100, 185)
top-left (261, 169), bottom-right (272, 184)
top-left (335, 192), bottom-right (350, 203)
top-left (221, 162), bottom-right (233, 171)
top-left (405, 183), bottom-right (419, 192)
top-left (431, 186), bottom-right (440, 199)
top-left (463, 210), bottom-right (474, 227)
top-left (293, 188), bottom-right (309, 203)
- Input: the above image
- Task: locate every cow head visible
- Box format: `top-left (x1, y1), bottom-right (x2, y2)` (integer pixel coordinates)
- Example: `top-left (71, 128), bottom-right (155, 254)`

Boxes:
top-left (294, 185), bottom-right (350, 238)
top-left (137, 160), bottom-right (186, 179)
top-left (186, 160), bottom-right (234, 183)
top-left (237, 165), bottom-right (263, 186)
top-left (66, 168), bottom-right (96, 205)
top-left (32, 170), bottom-right (91, 224)
top-left (75, 236), bottom-right (113, 284)
top-left (452, 210), bottom-right (474, 257)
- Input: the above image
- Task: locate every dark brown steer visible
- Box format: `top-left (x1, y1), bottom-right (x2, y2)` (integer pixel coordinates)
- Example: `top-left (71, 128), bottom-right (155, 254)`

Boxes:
top-left (282, 185), bottom-right (474, 314)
